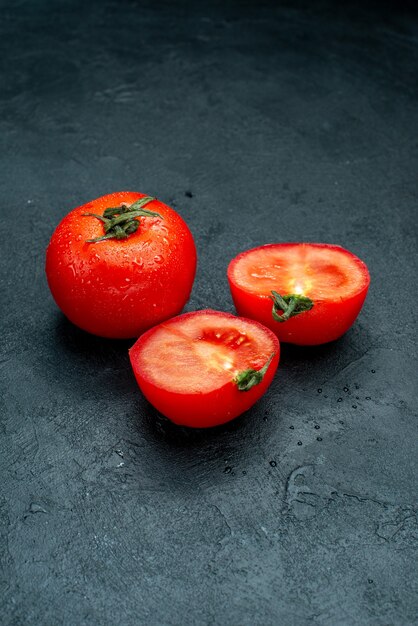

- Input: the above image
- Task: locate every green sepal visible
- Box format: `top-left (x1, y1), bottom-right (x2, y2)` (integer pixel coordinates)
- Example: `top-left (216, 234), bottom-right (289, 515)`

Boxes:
top-left (234, 353), bottom-right (275, 392)
top-left (83, 196), bottom-right (162, 243)
top-left (270, 291), bottom-right (313, 322)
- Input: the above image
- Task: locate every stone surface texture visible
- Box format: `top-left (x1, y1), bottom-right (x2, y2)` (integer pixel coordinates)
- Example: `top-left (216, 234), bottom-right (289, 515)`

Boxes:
top-left (0, 1), bottom-right (417, 624)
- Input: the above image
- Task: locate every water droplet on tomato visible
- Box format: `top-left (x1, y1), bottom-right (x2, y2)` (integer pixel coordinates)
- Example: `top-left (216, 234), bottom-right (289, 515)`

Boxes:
top-left (154, 255), bottom-right (163, 264)
top-left (132, 258), bottom-right (144, 269)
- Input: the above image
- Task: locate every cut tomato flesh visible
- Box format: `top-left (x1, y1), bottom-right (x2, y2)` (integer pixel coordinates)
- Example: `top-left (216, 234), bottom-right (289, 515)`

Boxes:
top-left (230, 243), bottom-right (369, 302)
top-left (133, 310), bottom-right (277, 394)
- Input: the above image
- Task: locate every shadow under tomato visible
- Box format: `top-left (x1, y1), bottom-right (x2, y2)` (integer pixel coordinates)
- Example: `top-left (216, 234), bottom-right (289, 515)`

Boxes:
top-left (280, 337), bottom-right (344, 362)
top-left (138, 385), bottom-right (279, 449)
top-left (132, 395), bottom-right (280, 490)
top-left (53, 312), bottom-right (135, 361)
top-left (141, 401), bottom-right (255, 444)
top-left (279, 322), bottom-right (373, 366)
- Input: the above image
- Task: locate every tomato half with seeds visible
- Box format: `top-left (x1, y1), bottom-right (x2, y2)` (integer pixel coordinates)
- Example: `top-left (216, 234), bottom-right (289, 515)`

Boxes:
top-left (46, 192), bottom-right (197, 338)
top-left (228, 243), bottom-right (370, 346)
top-left (129, 310), bottom-right (280, 428)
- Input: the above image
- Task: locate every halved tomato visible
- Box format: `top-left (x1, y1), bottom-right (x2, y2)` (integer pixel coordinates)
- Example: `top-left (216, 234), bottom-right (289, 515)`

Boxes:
top-left (129, 310), bottom-right (280, 428)
top-left (228, 243), bottom-right (370, 346)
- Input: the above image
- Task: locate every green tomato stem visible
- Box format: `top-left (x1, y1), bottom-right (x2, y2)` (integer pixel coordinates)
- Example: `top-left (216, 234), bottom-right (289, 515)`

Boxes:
top-left (83, 196), bottom-right (162, 243)
top-left (234, 353), bottom-right (275, 392)
top-left (270, 290), bottom-right (314, 322)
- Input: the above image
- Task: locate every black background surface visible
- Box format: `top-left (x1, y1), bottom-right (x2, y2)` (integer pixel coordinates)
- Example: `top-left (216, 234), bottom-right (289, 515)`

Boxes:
top-left (1, 1), bottom-right (417, 624)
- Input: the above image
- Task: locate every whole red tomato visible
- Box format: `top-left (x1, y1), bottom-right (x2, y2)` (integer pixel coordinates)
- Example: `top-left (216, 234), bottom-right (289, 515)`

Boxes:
top-left (228, 243), bottom-right (370, 346)
top-left (46, 192), bottom-right (197, 338)
top-left (129, 310), bottom-right (280, 428)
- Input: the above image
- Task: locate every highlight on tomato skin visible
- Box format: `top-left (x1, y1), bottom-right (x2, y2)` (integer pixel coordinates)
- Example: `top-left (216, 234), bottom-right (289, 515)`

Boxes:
top-left (227, 243), bottom-right (370, 346)
top-left (129, 310), bottom-right (280, 428)
top-left (45, 191), bottom-right (197, 339)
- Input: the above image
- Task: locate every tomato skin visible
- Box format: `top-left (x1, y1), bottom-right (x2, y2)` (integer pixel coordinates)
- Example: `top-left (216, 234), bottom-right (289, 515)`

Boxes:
top-left (46, 192), bottom-right (197, 338)
top-left (228, 244), bottom-right (370, 346)
top-left (129, 310), bottom-right (280, 428)
top-left (229, 285), bottom-right (368, 345)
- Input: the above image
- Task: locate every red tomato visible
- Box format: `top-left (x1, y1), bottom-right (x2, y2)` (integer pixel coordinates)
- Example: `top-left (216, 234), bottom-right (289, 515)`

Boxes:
top-left (129, 310), bottom-right (280, 428)
top-left (228, 243), bottom-right (370, 346)
top-left (46, 192), bottom-right (197, 338)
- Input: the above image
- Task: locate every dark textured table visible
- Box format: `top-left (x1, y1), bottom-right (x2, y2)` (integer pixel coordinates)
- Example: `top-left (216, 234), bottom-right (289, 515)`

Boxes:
top-left (1, 1), bottom-right (417, 624)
